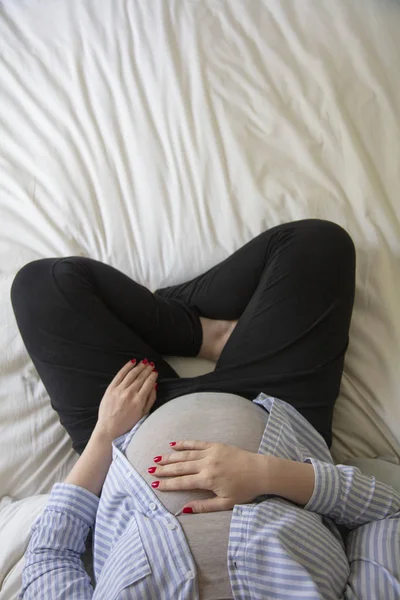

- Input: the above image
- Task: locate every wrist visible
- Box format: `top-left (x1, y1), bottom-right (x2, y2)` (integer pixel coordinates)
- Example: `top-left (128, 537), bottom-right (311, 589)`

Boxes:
top-left (92, 423), bottom-right (115, 445)
top-left (254, 453), bottom-right (275, 497)
top-left (65, 426), bottom-right (114, 497)
top-left (257, 454), bottom-right (280, 495)
top-left (257, 454), bottom-right (315, 506)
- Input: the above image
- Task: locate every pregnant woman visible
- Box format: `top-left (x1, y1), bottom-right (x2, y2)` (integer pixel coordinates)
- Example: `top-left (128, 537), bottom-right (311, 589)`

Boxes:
top-left (11, 220), bottom-right (400, 599)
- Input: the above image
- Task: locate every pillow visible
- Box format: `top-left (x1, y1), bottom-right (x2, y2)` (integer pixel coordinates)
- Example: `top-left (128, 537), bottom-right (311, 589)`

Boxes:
top-left (342, 457), bottom-right (400, 493)
top-left (0, 495), bottom-right (49, 599)
top-left (0, 494), bottom-right (94, 600)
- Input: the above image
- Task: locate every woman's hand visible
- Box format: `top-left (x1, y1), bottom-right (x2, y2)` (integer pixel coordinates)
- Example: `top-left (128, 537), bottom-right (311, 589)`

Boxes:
top-left (149, 440), bottom-right (268, 513)
top-left (95, 359), bottom-right (158, 441)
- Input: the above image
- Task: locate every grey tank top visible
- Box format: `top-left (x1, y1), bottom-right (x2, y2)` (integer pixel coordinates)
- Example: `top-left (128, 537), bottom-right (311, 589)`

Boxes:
top-left (125, 392), bottom-right (269, 599)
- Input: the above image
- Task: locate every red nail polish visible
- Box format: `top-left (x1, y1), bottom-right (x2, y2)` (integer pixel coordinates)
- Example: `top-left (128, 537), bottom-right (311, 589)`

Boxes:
top-left (142, 359), bottom-right (149, 365)
top-left (130, 359), bottom-right (136, 364)
top-left (183, 507), bottom-right (193, 513)
top-left (169, 442), bottom-right (176, 446)
top-left (152, 368), bottom-right (158, 373)
top-left (151, 481), bottom-right (160, 488)
top-left (148, 467), bottom-right (157, 474)
top-left (153, 455), bottom-right (162, 462)
top-left (149, 361), bottom-right (155, 367)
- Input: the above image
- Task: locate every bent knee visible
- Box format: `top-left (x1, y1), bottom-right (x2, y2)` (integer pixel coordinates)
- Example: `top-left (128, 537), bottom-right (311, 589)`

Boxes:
top-left (300, 219), bottom-right (356, 262)
top-left (51, 257), bottom-right (95, 292)
top-left (320, 220), bottom-right (354, 251)
top-left (11, 257), bottom-right (84, 311)
top-left (11, 258), bottom-right (51, 307)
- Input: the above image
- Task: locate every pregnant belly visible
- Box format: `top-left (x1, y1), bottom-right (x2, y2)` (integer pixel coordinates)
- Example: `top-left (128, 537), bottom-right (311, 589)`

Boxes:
top-left (125, 392), bottom-right (269, 516)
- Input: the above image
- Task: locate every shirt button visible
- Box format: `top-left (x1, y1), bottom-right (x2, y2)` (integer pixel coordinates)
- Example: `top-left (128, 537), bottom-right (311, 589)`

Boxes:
top-left (186, 570), bottom-right (194, 580)
top-left (167, 522), bottom-right (176, 530)
top-left (149, 503), bottom-right (157, 510)
top-left (237, 508), bottom-right (242, 515)
top-left (126, 471), bottom-right (132, 478)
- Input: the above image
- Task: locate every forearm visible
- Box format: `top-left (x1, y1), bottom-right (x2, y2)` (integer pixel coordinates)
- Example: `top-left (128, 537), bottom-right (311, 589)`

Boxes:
top-left (65, 426), bottom-right (114, 496)
top-left (22, 429), bottom-right (110, 596)
top-left (258, 454), bottom-right (400, 528)
top-left (259, 455), bottom-right (315, 506)
top-left (304, 458), bottom-right (400, 527)
top-left (21, 485), bottom-right (98, 599)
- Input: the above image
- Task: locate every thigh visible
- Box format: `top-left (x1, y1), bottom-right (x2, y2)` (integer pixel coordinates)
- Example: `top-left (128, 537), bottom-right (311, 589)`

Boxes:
top-left (218, 220), bottom-right (355, 370)
top-left (213, 220), bottom-right (356, 445)
top-left (10, 257), bottom-right (201, 454)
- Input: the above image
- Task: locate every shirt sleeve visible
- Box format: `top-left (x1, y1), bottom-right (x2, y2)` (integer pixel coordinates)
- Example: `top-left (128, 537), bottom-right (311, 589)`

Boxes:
top-left (303, 459), bottom-right (400, 598)
top-left (303, 457), bottom-right (400, 527)
top-left (20, 483), bottom-right (99, 600)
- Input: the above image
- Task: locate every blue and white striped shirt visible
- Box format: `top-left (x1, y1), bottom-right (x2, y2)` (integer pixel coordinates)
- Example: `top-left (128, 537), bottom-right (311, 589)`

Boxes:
top-left (20, 394), bottom-right (400, 599)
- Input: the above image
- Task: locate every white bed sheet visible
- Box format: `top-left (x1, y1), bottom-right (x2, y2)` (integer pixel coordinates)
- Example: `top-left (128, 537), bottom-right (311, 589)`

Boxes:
top-left (1, 0), bottom-right (400, 594)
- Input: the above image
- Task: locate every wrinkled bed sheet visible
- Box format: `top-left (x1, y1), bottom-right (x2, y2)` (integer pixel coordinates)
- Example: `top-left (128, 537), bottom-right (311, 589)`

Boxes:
top-left (1, 0), bottom-right (400, 595)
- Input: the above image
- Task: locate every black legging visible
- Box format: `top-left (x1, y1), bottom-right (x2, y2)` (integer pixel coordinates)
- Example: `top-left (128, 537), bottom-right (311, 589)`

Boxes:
top-left (10, 219), bottom-right (356, 455)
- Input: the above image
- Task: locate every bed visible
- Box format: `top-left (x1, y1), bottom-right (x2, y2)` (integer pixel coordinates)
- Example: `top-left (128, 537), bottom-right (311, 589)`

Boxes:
top-left (1, 1), bottom-right (400, 596)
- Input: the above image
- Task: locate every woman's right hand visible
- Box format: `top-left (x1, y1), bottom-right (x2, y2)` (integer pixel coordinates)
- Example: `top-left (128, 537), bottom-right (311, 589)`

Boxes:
top-left (95, 359), bottom-right (158, 441)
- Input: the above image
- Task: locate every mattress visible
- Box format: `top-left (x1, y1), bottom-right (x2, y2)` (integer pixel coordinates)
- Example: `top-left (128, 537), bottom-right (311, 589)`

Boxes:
top-left (1, 0), bottom-right (400, 596)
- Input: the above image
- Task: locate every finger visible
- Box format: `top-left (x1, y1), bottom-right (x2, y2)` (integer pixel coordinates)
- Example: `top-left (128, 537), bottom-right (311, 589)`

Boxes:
top-left (129, 364), bottom-right (156, 391)
top-left (180, 497), bottom-right (233, 515)
top-left (109, 358), bottom-right (139, 388)
top-left (156, 449), bottom-right (204, 465)
top-left (168, 440), bottom-right (211, 452)
top-left (122, 361), bottom-right (152, 389)
top-left (153, 458), bottom-right (200, 478)
top-left (144, 385), bottom-right (157, 413)
top-left (156, 473), bottom-right (202, 492)
top-left (136, 370), bottom-right (158, 401)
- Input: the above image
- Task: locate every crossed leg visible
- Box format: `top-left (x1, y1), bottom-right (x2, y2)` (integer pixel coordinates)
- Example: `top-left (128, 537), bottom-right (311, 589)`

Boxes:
top-left (11, 219), bottom-right (355, 454)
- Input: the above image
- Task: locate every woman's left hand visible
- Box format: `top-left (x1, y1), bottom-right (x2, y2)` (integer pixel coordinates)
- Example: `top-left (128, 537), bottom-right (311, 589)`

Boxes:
top-left (150, 440), bottom-right (267, 514)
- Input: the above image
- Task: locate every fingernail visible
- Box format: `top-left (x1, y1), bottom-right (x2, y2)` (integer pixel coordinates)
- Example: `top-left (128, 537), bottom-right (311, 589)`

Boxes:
top-left (169, 442), bottom-right (176, 446)
top-left (149, 361), bottom-right (155, 367)
top-left (151, 481), bottom-right (160, 488)
top-left (153, 455), bottom-right (162, 462)
top-left (130, 359), bottom-right (136, 364)
top-left (183, 507), bottom-right (193, 514)
top-left (155, 383), bottom-right (158, 390)
top-left (142, 359), bottom-right (149, 365)
top-left (153, 369), bottom-right (158, 374)
top-left (148, 467), bottom-right (157, 474)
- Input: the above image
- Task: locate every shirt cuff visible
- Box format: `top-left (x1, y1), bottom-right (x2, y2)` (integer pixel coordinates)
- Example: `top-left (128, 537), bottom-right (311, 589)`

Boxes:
top-left (42, 482), bottom-right (99, 528)
top-left (303, 458), bottom-right (341, 515)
